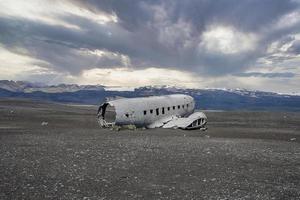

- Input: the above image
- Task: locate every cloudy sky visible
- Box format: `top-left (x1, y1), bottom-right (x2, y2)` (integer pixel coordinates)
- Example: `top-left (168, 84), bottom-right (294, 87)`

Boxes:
top-left (0, 0), bottom-right (300, 92)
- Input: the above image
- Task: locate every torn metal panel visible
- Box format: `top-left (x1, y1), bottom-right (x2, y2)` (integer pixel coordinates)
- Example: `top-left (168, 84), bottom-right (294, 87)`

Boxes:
top-left (162, 112), bottom-right (207, 130)
top-left (147, 115), bottom-right (179, 129)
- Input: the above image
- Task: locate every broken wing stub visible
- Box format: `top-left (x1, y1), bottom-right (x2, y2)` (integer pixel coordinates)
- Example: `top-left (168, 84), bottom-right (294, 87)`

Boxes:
top-left (162, 112), bottom-right (207, 130)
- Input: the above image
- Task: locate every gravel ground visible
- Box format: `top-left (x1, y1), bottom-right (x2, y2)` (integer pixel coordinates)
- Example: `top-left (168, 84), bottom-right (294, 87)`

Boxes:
top-left (0, 99), bottom-right (299, 200)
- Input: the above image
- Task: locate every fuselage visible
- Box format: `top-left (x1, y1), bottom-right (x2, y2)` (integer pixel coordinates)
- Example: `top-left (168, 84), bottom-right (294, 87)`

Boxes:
top-left (98, 94), bottom-right (195, 128)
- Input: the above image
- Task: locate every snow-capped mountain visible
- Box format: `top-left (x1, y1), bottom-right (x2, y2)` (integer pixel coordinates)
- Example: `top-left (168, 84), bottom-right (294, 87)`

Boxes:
top-left (0, 80), bottom-right (105, 93)
top-left (0, 81), bottom-right (300, 111)
top-left (0, 80), bottom-right (43, 92)
top-left (135, 85), bottom-right (299, 97)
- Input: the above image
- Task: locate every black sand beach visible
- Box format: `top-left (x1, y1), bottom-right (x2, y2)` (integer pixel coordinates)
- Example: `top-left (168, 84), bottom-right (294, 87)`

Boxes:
top-left (0, 99), bottom-right (299, 199)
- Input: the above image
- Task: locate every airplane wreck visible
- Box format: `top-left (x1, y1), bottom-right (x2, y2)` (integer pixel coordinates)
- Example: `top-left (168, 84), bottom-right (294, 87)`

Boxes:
top-left (97, 94), bottom-right (207, 130)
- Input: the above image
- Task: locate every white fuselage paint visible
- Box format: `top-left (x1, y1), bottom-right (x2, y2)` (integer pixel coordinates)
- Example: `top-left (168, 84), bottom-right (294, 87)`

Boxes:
top-left (101, 94), bottom-right (195, 128)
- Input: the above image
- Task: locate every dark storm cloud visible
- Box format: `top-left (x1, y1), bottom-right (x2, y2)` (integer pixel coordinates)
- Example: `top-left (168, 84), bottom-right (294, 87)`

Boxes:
top-left (71, 0), bottom-right (161, 30)
top-left (0, 16), bottom-right (131, 74)
top-left (288, 40), bottom-right (300, 55)
top-left (72, 0), bottom-right (296, 32)
top-left (1, 0), bottom-right (300, 76)
top-left (69, 0), bottom-right (300, 75)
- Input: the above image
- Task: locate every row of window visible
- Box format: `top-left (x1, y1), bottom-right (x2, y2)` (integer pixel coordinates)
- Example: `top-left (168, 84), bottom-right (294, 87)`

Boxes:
top-left (143, 103), bottom-right (189, 116)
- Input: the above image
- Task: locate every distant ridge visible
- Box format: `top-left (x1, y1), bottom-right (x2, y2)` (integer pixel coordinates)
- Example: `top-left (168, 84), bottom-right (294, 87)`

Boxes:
top-left (0, 80), bottom-right (300, 111)
top-left (0, 80), bottom-right (105, 93)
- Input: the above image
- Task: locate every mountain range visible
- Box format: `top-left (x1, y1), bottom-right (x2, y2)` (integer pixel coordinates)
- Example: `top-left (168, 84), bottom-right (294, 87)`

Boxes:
top-left (0, 80), bottom-right (300, 111)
